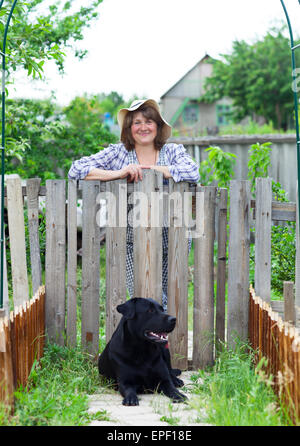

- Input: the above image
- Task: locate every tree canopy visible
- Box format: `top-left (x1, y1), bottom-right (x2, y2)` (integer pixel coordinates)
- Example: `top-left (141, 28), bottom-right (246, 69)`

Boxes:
top-left (0, 0), bottom-right (124, 180)
top-left (5, 95), bottom-right (118, 182)
top-left (0, 0), bottom-right (103, 80)
top-left (201, 25), bottom-right (299, 130)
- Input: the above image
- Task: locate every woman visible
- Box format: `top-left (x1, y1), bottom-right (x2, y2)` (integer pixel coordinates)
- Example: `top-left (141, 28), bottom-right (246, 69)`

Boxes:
top-left (68, 99), bottom-right (200, 308)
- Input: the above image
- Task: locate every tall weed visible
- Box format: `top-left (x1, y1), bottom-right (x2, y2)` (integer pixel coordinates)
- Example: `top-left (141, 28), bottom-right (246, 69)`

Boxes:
top-left (188, 341), bottom-right (292, 426)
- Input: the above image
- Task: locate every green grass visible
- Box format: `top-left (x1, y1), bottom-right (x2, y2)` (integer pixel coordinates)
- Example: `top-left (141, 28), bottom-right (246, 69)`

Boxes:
top-left (1, 337), bottom-right (296, 426)
top-left (187, 341), bottom-right (294, 426)
top-left (2, 241), bottom-right (295, 426)
top-left (0, 343), bottom-right (111, 426)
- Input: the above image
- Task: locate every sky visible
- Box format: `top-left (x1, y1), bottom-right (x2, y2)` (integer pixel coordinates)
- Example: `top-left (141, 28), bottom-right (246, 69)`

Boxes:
top-left (8, 0), bottom-right (300, 106)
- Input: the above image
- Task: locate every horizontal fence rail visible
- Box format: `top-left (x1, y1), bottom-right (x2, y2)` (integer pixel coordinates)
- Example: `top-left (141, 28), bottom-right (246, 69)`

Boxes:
top-left (0, 286), bottom-right (45, 406)
top-left (249, 286), bottom-right (300, 421)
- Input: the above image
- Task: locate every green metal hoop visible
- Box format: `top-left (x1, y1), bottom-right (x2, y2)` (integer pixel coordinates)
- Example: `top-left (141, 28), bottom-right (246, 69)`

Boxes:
top-left (280, 1), bottom-right (300, 223)
top-left (0, 0), bottom-right (19, 309)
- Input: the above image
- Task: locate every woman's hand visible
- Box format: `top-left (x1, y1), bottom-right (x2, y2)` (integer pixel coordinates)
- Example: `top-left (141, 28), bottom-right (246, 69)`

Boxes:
top-left (118, 164), bottom-right (171, 182)
top-left (119, 164), bottom-right (149, 183)
top-left (148, 165), bottom-right (172, 179)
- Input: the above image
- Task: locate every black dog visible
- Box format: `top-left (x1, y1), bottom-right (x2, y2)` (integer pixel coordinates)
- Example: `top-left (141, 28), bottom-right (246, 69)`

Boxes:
top-left (98, 297), bottom-right (187, 406)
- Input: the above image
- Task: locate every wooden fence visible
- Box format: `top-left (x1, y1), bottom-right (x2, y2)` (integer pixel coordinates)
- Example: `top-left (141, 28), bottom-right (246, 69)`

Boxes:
top-left (0, 286), bottom-right (45, 407)
top-left (1, 174), bottom-right (299, 379)
top-left (249, 286), bottom-right (300, 421)
top-left (45, 173), bottom-right (226, 370)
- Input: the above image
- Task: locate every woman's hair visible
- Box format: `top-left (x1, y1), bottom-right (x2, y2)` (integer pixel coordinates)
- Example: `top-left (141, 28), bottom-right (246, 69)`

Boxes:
top-left (120, 105), bottom-right (166, 151)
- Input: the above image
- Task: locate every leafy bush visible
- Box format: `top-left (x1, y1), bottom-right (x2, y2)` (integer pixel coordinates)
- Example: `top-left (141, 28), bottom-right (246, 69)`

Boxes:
top-left (199, 145), bottom-right (236, 187)
top-left (3, 97), bottom-right (118, 183)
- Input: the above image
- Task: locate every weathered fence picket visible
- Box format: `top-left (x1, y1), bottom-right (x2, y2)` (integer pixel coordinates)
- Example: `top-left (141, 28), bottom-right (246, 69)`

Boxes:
top-left (6, 175), bottom-right (29, 307)
top-left (255, 177), bottom-right (272, 303)
top-left (134, 170), bottom-right (164, 301)
top-left (26, 178), bottom-right (42, 295)
top-left (215, 187), bottom-right (228, 348)
top-left (167, 180), bottom-right (189, 370)
top-left (105, 179), bottom-right (127, 343)
top-left (284, 281), bottom-right (296, 325)
top-left (81, 181), bottom-right (101, 355)
top-left (193, 186), bottom-right (216, 369)
top-left (45, 180), bottom-right (66, 345)
top-left (227, 180), bottom-right (251, 348)
top-left (66, 179), bottom-right (78, 347)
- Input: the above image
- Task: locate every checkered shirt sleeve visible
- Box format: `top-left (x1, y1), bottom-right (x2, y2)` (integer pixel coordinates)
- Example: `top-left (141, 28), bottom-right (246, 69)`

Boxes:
top-left (68, 143), bottom-right (127, 180)
top-left (165, 143), bottom-right (200, 183)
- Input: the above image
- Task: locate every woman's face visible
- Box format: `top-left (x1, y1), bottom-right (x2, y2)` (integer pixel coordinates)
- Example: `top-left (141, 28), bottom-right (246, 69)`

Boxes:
top-left (130, 111), bottom-right (158, 146)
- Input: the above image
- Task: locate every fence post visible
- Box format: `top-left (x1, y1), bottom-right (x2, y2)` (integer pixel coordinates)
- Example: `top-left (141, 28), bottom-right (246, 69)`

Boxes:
top-left (81, 181), bottom-right (101, 355)
top-left (193, 186), bottom-right (216, 368)
top-left (45, 179), bottom-right (66, 345)
top-left (215, 187), bottom-right (228, 349)
top-left (105, 179), bottom-right (127, 343)
top-left (26, 178), bottom-right (42, 296)
top-left (168, 180), bottom-right (189, 370)
top-left (133, 170), bottom-right (163, 301)
top-left (6, 175), bottom-right (29, 307)
top-left (66, 179), bottom-right (78, 347)
top-left (227, 180), bottom-right (251, 348)
top-left (284, 281), bottom-right (296, 325)
top-left (255, 177), bottom-right (272, 302)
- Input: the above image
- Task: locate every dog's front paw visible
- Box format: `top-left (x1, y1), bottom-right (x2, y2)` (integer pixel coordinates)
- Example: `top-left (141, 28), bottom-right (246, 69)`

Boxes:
top-left (172, 376), bottom-right (184, 388)
top-left (171, 390), bottom-right (187, 403)
top-left (122, 394), bottom-right (139, 406)
top-left (172, 368), bottom-right (182, 377)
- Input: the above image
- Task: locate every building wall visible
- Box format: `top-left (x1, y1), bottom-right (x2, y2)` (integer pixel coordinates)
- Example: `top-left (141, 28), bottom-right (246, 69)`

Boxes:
top-left (160, 97), bottom-right (182, 123)
top-left (160, 59), bottom-right (232, 134)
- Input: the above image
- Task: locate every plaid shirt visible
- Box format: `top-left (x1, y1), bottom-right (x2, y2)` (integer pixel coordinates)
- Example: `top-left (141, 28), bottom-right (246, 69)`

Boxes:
top-left (68, 142), bottom-right (200, 183)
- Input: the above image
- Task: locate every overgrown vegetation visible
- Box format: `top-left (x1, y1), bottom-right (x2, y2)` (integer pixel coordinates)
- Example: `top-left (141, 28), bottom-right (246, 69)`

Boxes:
top-left (0, 343), bottom-right (111, 426)
top-left (1, 337), bottom-right (294, 426)
top-left (199, 140), bottom-right (296, 294)
top-left (188, 341), bottom-right (293, 426)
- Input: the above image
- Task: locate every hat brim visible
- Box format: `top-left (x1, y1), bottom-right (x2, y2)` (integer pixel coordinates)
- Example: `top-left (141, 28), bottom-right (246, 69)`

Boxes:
top-left (117, 99), bottom-right (172, 140)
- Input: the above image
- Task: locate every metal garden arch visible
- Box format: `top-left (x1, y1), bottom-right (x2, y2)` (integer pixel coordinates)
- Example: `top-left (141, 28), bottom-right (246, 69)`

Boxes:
top-left (0, 0), bottom-right (299, 309)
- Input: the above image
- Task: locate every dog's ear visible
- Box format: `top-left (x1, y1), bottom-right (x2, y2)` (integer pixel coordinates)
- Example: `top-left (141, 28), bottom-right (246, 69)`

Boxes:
top-left (117, 298), bottom-right (137, 319)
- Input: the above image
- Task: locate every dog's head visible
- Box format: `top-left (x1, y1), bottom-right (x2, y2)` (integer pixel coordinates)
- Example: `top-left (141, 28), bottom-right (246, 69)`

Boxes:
top-left (117, 298), bottom-right (176, 345)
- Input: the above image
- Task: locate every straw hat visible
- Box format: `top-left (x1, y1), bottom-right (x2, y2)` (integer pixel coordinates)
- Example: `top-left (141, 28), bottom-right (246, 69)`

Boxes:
top-left (117, 99), bottom-right (172, 140)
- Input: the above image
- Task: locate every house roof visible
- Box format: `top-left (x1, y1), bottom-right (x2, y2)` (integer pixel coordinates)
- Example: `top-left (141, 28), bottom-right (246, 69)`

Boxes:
top-left (160, 54), bottom-right (214, 99)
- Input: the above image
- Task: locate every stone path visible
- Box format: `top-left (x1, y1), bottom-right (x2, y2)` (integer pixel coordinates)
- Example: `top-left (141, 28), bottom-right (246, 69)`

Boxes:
top-left (88, 370), bottom-right (210, 426)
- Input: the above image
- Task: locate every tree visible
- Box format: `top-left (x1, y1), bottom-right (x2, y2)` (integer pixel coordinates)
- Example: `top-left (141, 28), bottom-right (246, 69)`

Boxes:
top-left (5, 97), bottom-right (117, 182)
top-left (202, 25), bottom-right (299, 130)
top-left (0, 0), bottom-right (106, 161)
top-left (0, 0), bottom-right (103, 80)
